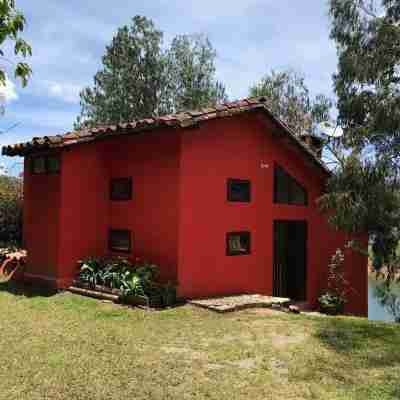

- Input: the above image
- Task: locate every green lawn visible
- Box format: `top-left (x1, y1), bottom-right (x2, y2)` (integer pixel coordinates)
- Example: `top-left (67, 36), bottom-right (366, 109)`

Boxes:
top-left (0, 283), bottom-right (399, 400)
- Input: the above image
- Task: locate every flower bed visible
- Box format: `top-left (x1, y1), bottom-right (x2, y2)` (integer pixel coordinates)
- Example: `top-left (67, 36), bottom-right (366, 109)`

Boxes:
top-left (75, 256), bottom-right (177, 308)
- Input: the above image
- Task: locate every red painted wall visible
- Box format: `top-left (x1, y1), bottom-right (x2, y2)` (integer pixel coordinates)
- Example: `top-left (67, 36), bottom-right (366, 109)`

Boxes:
top-left (177, 113), bottom-right (367, 315)
top-left (105, 129), bottom-right (181, 282)
top-left (23, 129), bottom-right (181, 286)
top-left (23, 156), bottom-right (61, 283)
top-left (57, 143), bottom-right (109, 285)
top-left (22, 112), bottom-right (367, 315)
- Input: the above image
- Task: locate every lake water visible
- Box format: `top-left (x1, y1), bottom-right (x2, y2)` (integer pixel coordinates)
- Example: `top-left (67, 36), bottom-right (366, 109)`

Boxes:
top-left (368, 276), bottom-right (400, 323)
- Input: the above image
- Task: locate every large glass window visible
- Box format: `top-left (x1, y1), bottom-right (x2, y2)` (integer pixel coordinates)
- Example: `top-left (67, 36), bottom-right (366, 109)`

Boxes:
top-left (274, 164), bottom-right (308, 206)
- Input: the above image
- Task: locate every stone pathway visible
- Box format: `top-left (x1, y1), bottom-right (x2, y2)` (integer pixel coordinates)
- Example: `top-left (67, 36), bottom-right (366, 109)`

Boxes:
top-left (189, 294), bottom-right (290, 313)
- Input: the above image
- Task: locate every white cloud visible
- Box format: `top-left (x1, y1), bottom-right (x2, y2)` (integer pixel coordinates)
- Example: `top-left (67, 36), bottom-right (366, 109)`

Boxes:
top-left (46, 81), bottom-right (82, 104)
top-left (0, 77), bottom-right (18, 104)
top-left (0, 163), bottom-right (7, 175)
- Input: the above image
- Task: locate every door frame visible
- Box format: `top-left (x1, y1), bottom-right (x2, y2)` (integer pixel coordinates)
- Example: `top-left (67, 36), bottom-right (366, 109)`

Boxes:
top-left (273, 220), bottom-right (308, 301)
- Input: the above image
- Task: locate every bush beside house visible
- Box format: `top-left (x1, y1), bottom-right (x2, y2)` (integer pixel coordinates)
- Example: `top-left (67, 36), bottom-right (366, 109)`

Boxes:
top-left (318, 249), bottom-right (349, 315)
top-left (0, 175), bottom-right (23, 247)
top-left (77, 256), bottom-right (177, 308)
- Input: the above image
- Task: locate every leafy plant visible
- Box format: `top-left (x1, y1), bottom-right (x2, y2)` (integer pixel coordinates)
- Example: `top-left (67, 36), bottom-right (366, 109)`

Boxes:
top-left (249, 69), bottom-right (332, 136)
top-left (318, 249), bottom-right (349, 315)
top-left (0, 176), bottom-right (23, 247)
top-left (78, 258), bottom-right (104, 289)
top-left (326, 0), bottom-right (400, 281)
top-left (120, 262), bottom-right (159, 301)
top-left (318, 292), bottom-right (345, 316)
top-left (121, 274), bottom-right (146, 297)
top-left (77, 256), bottom-right (178, 307)
top-left (0, 0), bottom-right (32, 87)
top-left (75, 16), bottom-right (226, 128)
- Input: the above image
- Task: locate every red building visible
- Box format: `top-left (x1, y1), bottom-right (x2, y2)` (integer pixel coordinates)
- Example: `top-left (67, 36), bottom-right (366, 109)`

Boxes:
top-left (2, 97), bottom-right (368, 315)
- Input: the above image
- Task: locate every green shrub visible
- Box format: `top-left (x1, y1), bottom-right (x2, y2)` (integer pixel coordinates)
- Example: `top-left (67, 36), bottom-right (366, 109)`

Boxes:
top-left (318, 293), bottom-right (345, 315)
top-left (120, 262), bottom-right (160, 304)
top-left (77, 257), bottom-right (177, 307)
top-left (78, 258), bottom-right (104, 289)
top-left (318, 249), bottom-right (349, 315)
top-left (0, 176), bottom-right (23, 247)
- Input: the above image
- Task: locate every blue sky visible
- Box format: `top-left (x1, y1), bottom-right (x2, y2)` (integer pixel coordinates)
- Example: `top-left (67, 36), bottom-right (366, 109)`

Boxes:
top-left (0, 0), bottom-right (337, 174)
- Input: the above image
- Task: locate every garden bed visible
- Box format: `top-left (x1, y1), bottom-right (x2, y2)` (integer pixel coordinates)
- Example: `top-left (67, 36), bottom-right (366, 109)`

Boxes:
top-left (73, 256), bottom-right (178, 308)
top-left (70, 279), bottom-right (150, 306)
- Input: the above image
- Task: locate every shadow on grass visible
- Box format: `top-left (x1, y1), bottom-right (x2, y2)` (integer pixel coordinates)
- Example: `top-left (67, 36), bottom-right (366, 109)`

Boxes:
top-left (0, 280), bottom-right (58, 298)
top-left (315, 316), bottom-right (400, 368)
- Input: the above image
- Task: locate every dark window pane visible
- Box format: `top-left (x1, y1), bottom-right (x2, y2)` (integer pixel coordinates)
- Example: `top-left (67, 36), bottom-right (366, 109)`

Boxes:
top-left (226, 232), bottom-right (251, 256)
top-left (32, 157), bottom-right (46, 174)
top-left (109, 229), bottom-right (131, 253)
top-left (274, 167), bottom-right (290, 204)
top-left (227, 179), bottom-right (251, 202)
top-left (274, 165), bottom-right (307, 206)
top-left (47, 156), bottom-right (60, 174)
top-left (291, 179), bottom-right (307, 205)
top-left (110, 178), bottom-right (132, 201)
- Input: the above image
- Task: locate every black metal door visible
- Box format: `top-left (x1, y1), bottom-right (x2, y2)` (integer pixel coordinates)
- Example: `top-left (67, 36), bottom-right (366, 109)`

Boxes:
top-left (273, 220), bottom-right (307, 301)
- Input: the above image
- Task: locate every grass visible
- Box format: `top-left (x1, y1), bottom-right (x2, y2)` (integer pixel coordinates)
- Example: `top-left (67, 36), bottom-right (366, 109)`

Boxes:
top-left (0, 282), bottom-right (399, 400)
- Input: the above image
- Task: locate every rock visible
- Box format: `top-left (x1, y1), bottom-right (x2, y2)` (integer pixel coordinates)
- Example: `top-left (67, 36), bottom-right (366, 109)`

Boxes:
top-left (289, 305), bottom-right (301, 314)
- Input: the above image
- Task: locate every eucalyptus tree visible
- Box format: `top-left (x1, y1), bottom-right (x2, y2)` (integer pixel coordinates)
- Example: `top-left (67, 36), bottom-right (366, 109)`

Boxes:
top-left (76, 17), bottom-right (227, 128)
top-left (249, 69), bottom-right (332, 136)
top-left (323, 0), bottom-right (400, 280)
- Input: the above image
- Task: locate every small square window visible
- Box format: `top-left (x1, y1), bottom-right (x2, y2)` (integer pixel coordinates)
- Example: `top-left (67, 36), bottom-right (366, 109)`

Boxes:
top-left (109, 229), bottom-right (131, 253)
top-left (31, 157), bottom-right (46, 174)
top-left (110, 178), bottom-right (132, 201)
top-left (227, 179), bottom-right (251, 202)
top-left (47, 156), bottom-right (60, 174)
top-left (226, 231), bottom-right (251, 256)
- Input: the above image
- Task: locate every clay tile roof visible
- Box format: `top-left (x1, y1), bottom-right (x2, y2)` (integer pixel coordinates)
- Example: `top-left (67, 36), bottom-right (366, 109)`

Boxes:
top-left (1, 96), bottom-right (329, 174)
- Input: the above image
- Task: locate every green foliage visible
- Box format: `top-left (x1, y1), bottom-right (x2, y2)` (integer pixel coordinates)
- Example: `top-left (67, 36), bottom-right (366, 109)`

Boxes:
top-left (327, 0), bottom-right (400, 279)
top-left (77, 256), bottom-right (176, 307)
top-left (318, 249), bottom-right (348, 315)
top-left (78, 258), bottom-right (104, 289)
top-left (78, 256), bottom-right (132, 290)
top-left (120, 262), bottom-right (159, 298)
top-left (76, 16), bottom-right (226, 128)
top-left (0, 0), bottom-right (32, 86)
top-left (165, 34), bottom-right (227, 112)
top-left (249, 69), bottom-right (332, 135)
top-left (0, 175), bottom-right (22, 246)
top-left (318, 292), bottom-right (345, 315)
top-left (320, 154), bottom-right (400, 279)
top-left (373, 278), bottom-right (400, 323)
top-left (76, 16), bottom-right (166, 128)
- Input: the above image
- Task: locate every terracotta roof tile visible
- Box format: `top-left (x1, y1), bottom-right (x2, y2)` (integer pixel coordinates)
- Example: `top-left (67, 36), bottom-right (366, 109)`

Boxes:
top-left (1, 96), bottom-right (329, 174)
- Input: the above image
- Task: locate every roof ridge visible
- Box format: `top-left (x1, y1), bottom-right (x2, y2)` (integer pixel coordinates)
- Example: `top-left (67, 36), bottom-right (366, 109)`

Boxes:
top-left (1, 96), bottom-right (329, 175)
